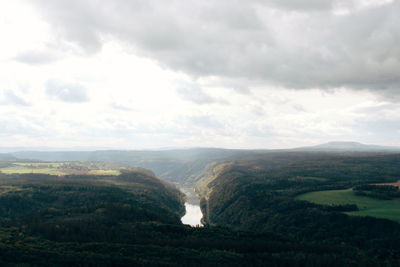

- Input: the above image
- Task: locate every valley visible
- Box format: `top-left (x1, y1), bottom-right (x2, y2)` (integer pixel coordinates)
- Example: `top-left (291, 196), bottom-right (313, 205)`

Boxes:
top-left (180, 187), bottom-right (203, 226)
top-left (0, 144), bottom-right (400, 265)
top-left (3, 0), bottom-right (400, 265)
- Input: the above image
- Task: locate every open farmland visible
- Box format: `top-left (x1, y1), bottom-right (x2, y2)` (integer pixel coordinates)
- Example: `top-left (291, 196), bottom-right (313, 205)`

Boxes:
top-left (0, 161), bottom-right (121, 176)
top-left (0, 166), bottom-right (64, 175)
top-left (297, 189), bottom-right (400, 222)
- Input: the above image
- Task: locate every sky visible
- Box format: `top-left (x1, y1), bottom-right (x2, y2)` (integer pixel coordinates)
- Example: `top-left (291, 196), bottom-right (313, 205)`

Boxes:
top-left (0, 0), bottom-right (399, 150)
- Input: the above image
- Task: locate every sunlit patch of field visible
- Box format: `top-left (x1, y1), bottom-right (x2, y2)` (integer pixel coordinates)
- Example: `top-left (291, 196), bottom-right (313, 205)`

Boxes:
top-left (0, 167), bottom-right (65, 175)
top-left (0, 162), bottom-right (122, 176)
top-left (296, 189), bottom-right (400, 222)
top-left (88, 169), bottom-right (121, 175)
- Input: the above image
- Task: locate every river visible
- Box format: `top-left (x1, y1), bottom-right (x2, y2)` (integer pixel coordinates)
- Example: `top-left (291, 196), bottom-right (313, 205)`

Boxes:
top-left (180, 187), bottom-right (203, 226)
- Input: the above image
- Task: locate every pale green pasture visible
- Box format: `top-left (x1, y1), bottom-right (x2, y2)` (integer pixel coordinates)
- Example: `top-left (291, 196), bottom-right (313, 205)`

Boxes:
top-left (88, 169), bottom-right (120, 175)
top-left (297, 189), bottom-right (400, 222)
top-left (0, 167), bottom-right (65, 175)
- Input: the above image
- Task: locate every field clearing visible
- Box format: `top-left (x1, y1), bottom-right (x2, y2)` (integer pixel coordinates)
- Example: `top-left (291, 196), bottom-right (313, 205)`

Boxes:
top-left (0, 162), bottom-right (122, 176)
top-left (0, 167), bottom-right (65, 175)
top-left (88, 169), bottom-right (120, 175)
top-left (296, 189), bottom-right (400, 222)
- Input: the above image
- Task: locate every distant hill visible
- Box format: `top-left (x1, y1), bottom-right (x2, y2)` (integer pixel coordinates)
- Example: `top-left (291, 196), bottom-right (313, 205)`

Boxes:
top-left (293, 141), bottom-right (400, 152)
top-left (9, 148), bottom-right (259, 185)
top-left (0, 153), bottom-right (15, 160)
top-left (5, 142), bottom-right (400, 185)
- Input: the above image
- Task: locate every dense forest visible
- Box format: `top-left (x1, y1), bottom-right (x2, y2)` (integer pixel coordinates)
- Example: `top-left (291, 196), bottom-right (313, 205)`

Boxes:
top-left (0, 169), bottom-right (381, 266)
top-left (353, 184), bottom-right (400, 200)
top-left (197, 152), bottom-right (400, 265)
top-left (1, 150), bottom-right (400, 265)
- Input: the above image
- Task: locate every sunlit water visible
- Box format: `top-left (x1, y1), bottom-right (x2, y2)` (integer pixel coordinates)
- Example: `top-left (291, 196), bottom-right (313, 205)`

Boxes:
top-left (180, 188), bottom-right (203, 226)
top-left (181, 203), bottom-right (203, 226)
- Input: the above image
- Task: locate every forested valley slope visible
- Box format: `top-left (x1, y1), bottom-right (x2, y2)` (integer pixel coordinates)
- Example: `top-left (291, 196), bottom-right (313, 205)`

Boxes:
top-left (1, 145), bottom-right (400, 265)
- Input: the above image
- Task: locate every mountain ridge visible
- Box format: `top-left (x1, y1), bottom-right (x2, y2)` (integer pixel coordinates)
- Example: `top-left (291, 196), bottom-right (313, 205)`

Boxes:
top-left (2, 141), bottom-right (400, 154)
top-left (293, 141), bottom-right (400, 152)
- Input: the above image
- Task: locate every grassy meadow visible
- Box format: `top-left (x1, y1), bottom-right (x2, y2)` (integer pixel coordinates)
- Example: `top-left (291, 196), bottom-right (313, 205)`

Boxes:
top-left (0, 166), bottom-right (64, 175)
top-left (297, 189), bottom-right (400, 222)
top-left (0, 161), bottom-right (121, 176)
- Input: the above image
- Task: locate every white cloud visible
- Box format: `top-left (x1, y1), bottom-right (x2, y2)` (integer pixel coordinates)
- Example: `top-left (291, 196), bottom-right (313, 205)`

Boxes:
top-left (0, 0), bottom-right (398, 149)
top-left (24, 0), bottom-right (400, 99)
top-left (0, 90), bottom-right (30, 106)
top-left (14, 50), bottom-right (60, 65)
top-left (176, 82), bottom-right (228, 105)
top-left (45, 79), bottom-right (89, 103)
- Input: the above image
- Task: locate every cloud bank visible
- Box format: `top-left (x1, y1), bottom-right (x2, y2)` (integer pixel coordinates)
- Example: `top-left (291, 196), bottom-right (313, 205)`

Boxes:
top-left (45, 79), bottom-right (89, 103)
top-left (0, 0), bottom-right (399, 149)
top-left (29, 0), bottom-right (400, 99)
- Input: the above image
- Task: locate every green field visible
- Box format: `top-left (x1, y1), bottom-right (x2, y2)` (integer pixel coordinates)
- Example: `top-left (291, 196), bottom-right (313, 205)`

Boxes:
top-left (0, 166), bottom-right (65, 175)
top-left (0, 162), bottom-right (122, 176)
top-left (297, 189), bottom-right (400, 222)
top-left (88, 169), bottom-right (120, 175)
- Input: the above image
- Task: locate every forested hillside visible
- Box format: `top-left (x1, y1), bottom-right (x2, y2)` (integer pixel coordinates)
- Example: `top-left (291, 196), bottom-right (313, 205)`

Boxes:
top-left (0, 169), bottom-right (384, 266)
top-left (197, 152), bottom-right (400, 264)
top-left (11, 145), bottom-right (400, 185)
top-left (0, 170), bottom-right (185, 239)
top-left (11, 148), bottom-right (260, 185)
top-left (2, 150), bottom-right (400, 265)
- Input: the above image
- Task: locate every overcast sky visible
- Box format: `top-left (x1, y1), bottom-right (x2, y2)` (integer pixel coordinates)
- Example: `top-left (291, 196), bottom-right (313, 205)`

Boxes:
top-left (0, 0), bottom-right (399, 149)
